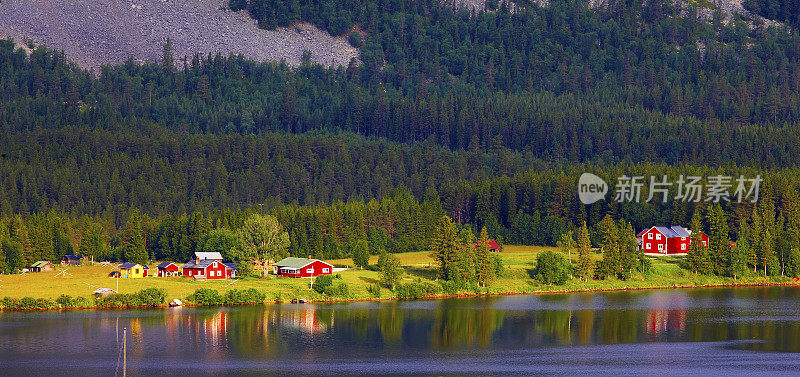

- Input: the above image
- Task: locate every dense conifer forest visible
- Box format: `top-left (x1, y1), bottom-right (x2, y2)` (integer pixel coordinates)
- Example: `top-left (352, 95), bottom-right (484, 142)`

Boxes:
top-left (1, 0), bottom-right (800, 278)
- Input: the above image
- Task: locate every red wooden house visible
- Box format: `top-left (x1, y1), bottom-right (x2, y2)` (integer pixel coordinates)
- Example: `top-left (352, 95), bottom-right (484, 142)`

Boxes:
top-left (637, 226), bottom-right (708, 255)
top-left (157, 262), bottom-right (181, 277)
top-left (182, 252), bottom-right (236, 279)
top-left (274, 257), bottom-right (333, 278)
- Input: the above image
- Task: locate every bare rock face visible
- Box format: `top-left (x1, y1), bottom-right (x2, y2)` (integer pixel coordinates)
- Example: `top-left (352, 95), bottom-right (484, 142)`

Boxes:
top-left (0, 0), bottom-right (359, 69)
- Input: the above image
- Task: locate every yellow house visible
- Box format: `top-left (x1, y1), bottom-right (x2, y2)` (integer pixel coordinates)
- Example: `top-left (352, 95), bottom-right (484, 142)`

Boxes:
top-left (119, 263), bottom-right (149, 278)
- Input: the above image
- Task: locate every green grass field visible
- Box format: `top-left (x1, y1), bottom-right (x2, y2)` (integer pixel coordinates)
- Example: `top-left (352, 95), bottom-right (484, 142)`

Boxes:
top-left (0, 245), bottom-right (786, 304)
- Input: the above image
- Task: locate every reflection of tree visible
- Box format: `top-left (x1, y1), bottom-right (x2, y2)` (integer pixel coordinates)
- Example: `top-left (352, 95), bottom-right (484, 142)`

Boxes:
top-left (377, 305), bottom-right (404, 344)
top-left (533, 310), bottom-right (573, 345)
top-left (599, 310), bottom-right (640, 344)
top-left (429, 299), bottom-right (505, 349)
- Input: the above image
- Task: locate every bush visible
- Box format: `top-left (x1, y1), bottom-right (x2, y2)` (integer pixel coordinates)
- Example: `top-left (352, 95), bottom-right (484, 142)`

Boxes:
top-left (395, 282), bottom-right (441, 299)
top-left (323, 282), bottom-right (351, 297)
top-left (95, 288), bottom-right (167, 308)
top-left (367, 284), bottom-right (381, 298)
top-left (313, 274), bottom-right (334, 294)
top-left (534, 250), bottom-right (571, 285)
top-left (223, 288), bottom-right (266, 304)
top-left (187, 288), bottom-right (223, 306)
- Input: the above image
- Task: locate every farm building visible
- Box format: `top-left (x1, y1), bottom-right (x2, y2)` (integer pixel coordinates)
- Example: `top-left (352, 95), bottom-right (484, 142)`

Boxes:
top-left (224, 263), bottom-right (238, 278)
top-left (637, 226), bottom-right (708, 255)
top-left (182, 259), bottom-right (231, 280)
top-left (157, 262), bottom-right (181, 277)
top-left (119, 263), bottom-right (149, 278)
top-left (195, 252), bottom-right (223, 262)
top-left (61, 254), bottom-right (84, 265)
top-left (29, 261), bottom-right (55, 272)
top-left (274, 257), bottom-right (333, 278)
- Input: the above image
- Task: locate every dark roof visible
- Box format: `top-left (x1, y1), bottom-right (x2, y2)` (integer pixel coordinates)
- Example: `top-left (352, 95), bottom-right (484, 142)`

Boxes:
top-left (642, 226), bottom-right (693, 238)
top-left (120, 262), bottom-right (148, 269)
top-left (274, 257), bottom-right (332, 268)
top-left (223, 263), bottom-right (237, 270)
top-left (63, 254), bottom-right (83, 260)
top-left (183, 259), bottom-right (217, 269)
top-left (158, 262), bottom-right (177, 269)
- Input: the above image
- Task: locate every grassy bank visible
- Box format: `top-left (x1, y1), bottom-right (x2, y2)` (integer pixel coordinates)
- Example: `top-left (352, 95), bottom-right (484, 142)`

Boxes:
top-left (0, 245), bottom-right (794, 310)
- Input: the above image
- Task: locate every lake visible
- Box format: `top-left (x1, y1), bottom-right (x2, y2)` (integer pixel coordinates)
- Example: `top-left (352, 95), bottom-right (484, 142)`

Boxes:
top-left (1, 286), bottom-right (799, 376)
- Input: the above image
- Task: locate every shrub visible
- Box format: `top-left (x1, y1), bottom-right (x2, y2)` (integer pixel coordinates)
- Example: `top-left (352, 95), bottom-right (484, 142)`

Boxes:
top-left (187, 288), bottom-right (223, 306)
top-left (223, 288), bottom-right (266, 305)
top-left (534, 250), bottom-right (571, 285)
top-left (313, 274), bottom-right (334, 294)
top-left (323, 282), bottom-right (350, 298)
top-left (367, 284), bottom-right (381, 298)
top-left (395, 282), bottom-right (441, 299)
top-left (95, 288), bottom-right (167, 308)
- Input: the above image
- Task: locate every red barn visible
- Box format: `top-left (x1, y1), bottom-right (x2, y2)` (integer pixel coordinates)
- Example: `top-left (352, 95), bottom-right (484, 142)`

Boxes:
top-left (157, 262), bottom-right (181, 277)
top-left (182, 259), bottom-right (229, 280)
top-left (638, 226), bottom-right (708, 255)
top-left (274, 257), bottom-right (333, 278)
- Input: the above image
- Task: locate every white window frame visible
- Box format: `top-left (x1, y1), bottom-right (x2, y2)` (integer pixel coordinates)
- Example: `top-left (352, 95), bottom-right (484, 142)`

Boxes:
top-left (656, 234), bottom-right (662, 240)
top-left (648, 233), bottom-right (653, 239)
top-left (702, 241), bottom-right (707, 246)
top-left (681, 244), bottom-right (686, 250)
top-left (658, 244), bottom-right (664, 251)
top-left (322, 268), bottom-right (330, 273)
top-left (306, 268), bottom-right (314, 274)
top-left (681, 237), bottom-right (686, 240)
top-left (646, 243), bottom-right (651, 250)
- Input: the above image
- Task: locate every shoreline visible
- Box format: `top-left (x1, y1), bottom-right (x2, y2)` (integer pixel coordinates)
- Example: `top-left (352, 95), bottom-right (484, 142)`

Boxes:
top-left (1, 280), bottom-right (796, 312)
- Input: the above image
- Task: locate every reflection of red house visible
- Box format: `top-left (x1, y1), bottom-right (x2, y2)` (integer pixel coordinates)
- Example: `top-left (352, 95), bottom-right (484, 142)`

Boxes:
top-left (274, 258), bottom-right (333, 278)
top-left (645, 309), bottom-right (686, 336)
top-left (637, 226), bottom-right (708, 255)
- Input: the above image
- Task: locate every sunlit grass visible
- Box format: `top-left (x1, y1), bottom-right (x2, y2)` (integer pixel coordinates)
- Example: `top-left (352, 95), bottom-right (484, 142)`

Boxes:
top-left (0, 245), bottom-right (788, 304)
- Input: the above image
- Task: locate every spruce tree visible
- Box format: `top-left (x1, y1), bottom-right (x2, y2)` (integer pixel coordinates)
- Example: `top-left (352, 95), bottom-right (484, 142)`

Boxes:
top-left (431, 216), bottom-right (459, 281)
top-left (730, 217), bottom-right (750, 279)
top-left (576, 221), bottom-right (594, 281)
top-left (352, 239), bottom-right (370, 269)
top-left (708, 205), bottom-right (731, 276)
top-left (557, 231), bottom-right (576, 278)
top-left (687, 212), bottom-right (707, 274)
top-left (750, 207), bottom-right (762, 273)
top-left (476, 227), bottom-right (495, 287)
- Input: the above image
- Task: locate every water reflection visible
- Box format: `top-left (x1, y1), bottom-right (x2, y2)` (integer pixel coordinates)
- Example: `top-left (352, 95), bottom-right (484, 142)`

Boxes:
top-left (0, 287), bottom-right (799, 375)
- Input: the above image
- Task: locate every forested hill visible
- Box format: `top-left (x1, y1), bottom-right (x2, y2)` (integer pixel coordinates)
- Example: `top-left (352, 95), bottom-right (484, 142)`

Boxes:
top-left (2, 0), bottom-right (800, 247)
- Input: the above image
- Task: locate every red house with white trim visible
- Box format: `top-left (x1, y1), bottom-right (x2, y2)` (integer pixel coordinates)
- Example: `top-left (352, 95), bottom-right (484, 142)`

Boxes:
top-left (157, 262), bottom-right (181, 277)
top-left (274, 257), bottom-right (334, 278)
top-left (182, 252), bottom-right (235, 280)
top-left (638, 226), bottom-right (708, 255)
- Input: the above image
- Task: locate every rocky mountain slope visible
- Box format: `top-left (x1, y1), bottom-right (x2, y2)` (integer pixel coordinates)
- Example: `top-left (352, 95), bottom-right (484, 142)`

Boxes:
top-left (0, 0), bottom-right (358, 69)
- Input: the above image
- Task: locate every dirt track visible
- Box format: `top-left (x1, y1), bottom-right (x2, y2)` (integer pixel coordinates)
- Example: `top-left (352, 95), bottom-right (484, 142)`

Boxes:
top-left (0, 0), bottom-right (359, 69)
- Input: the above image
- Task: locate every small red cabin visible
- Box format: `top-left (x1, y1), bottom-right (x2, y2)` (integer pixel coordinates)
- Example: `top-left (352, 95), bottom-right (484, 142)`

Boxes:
top-left (274, 258), bottom-right (333, 278)
top-left (157, 262), bottom-right (181, 277)
top-left (638, 226), bottom-right (708, 255)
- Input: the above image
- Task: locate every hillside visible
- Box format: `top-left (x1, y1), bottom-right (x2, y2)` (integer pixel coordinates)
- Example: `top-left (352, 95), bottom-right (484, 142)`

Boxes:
top-left (0, 0), bottom-right (358, 69)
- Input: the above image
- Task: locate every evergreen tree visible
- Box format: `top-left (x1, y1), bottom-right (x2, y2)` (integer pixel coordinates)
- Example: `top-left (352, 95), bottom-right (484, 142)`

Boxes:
top-left (708, 205), bottom-right (731, 276)
top-left (122, 211), bottom-right (148, 264)
top-left (763, 229), bottom-right (775, 276)
top-left (596, 214), bottom-right (619, 279)
top-left (575, 221), bottom-right (593, 281)
top-left (475, 227), bottom-right (495, 287)
top-left (2, 238), bottom-right (25, 273)
top-left (730, 217), bottom-right (750, 279)
top-left (431, 216), bottom-right (459, 281)
top-left (687, 212), bottom-right (710, 274)
top-left (352, 239), bottom-right (370, 269)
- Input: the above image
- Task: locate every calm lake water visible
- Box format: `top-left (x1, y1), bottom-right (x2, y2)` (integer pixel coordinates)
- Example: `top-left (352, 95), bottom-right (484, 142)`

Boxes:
top-left (1, 287), bottom-right (799, 376)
